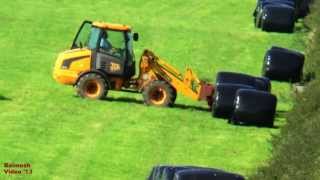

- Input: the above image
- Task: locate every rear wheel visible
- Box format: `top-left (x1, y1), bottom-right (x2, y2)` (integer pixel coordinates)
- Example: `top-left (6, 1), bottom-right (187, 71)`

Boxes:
top-left (143, 81), bottom-right (175, 107)
top-left (76, 73), bottom-right (108, 100)
top-left (171, 88), bottom-right (177, 103)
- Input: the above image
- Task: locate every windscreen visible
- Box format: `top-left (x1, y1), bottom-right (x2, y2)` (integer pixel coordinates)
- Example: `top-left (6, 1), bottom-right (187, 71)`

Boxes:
top-left (72, 21), bottom-right (101, 49)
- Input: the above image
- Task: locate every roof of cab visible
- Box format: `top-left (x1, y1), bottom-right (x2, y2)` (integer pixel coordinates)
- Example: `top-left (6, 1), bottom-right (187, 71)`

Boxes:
top-left (92, 21), bottom-right (131, 31)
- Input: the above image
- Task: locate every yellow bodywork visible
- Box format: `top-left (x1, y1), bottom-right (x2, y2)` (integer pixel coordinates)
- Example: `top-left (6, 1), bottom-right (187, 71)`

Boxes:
top-left (53, 47), bottom-right (210, 101)
top-left (53, 21), bottom-right (131, 86)
top-left (92, 21), bottom-right (131, 31)
top-left (53, 48), bottom-right (91, 85)
top-left (158, 59), bottom-right (202, 100)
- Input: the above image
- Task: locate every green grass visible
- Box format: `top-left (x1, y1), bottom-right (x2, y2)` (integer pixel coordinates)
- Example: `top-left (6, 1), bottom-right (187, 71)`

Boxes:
top-left (0, 0), bottom-right (306, 179)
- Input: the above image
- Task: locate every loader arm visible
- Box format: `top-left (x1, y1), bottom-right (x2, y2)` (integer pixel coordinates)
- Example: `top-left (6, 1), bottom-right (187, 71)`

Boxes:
top-left (138, 49), bottom-right (214, 102)
top-left (156, 59), bottom-right (202, 100)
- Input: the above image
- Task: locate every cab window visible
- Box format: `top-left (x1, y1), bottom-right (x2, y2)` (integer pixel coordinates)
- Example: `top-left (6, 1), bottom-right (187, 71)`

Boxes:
top-left (72, 21), bottom-right (91, 49)
top-left (99, 30), bottom-right (126, 59)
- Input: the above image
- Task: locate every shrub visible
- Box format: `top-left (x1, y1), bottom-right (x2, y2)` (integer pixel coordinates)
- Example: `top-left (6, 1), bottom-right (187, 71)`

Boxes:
top-left (251, 1), bottom-right (320, 179)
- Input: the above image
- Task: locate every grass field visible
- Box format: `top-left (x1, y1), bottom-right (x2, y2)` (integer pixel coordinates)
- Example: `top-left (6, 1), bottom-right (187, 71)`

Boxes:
top-left (0, 0), bottom-right (306, 179)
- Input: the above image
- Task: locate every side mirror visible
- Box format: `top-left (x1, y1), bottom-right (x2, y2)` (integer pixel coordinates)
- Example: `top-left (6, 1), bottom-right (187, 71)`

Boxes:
top-left (133, 32), bottom-right (139, 41)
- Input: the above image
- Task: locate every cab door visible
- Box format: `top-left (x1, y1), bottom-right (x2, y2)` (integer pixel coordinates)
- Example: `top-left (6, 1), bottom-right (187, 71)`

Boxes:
top-left (94, 30), bottom-right (127, 76)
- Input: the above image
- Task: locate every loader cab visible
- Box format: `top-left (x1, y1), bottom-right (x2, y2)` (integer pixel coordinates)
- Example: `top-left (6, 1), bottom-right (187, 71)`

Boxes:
top-left (71, 20), bottom-right (138, 78)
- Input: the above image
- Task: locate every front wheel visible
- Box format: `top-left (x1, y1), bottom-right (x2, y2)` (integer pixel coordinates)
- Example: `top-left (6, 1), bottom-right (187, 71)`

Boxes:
top-left (143, 81), bottom-right (176, 107)
top-left (76, 73), bottom-right (108, 100)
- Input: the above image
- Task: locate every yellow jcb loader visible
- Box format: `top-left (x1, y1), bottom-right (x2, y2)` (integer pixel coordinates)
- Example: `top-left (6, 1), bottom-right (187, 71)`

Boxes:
top-left (53, 20), bottom-right (215, 107)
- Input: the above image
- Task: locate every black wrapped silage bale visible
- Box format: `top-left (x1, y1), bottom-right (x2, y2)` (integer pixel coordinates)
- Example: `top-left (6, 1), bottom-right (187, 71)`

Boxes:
top-left (230, 89), bottom-right (277, 127)
top-left (261, 5), bottom-right (296, 33)
top-left (262, 46), bottom-right (305, 82)
top-left (216, 72), bottom-right (270, 92)
top-left (148, 166), bottom-right (192, 180)
top-left (147, 165), bottom-right (245, 180)
top-left (174, 168), bottom-right (245, 180)
top-left (254, 77), bottom-right (271, 92)
top-left (296, 0), bottom-right (312, 18)
top-left (254, 0), bottom-right (296, 28)
top-left (212, 83), bottom-right (255, 119)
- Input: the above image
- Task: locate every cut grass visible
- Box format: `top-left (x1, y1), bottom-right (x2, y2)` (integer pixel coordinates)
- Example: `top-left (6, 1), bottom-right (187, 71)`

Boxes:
top-left (0, 0), bottom-right (306, 179)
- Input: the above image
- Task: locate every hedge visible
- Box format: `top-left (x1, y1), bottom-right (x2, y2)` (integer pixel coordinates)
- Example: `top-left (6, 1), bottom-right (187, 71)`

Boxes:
top-left (250, 1), bottom-right (320, 180)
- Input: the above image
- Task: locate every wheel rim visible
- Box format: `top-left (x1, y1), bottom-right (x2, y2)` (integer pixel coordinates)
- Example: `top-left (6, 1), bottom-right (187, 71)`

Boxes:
top-left (84, 80), bottom-right (101, 98)
top-left (149, 87), bottom-right (167, 105)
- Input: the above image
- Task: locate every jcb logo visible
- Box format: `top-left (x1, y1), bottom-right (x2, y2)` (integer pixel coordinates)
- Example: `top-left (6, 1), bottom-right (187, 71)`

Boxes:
top-left (110, 62), bottom-right (120, 72)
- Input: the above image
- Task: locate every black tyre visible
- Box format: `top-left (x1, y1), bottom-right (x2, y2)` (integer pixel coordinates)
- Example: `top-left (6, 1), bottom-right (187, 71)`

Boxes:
top-left (171, 87), bottom-right (177, 103)
top-left (143, 81), bottom-right (175, 107)
top-left (262, 46), bottom-right (305, 82)
top-left (216, 71), bottom-right (270, 92)
top-left (76, 73), bottom-right (108, 99)
top-left (212, 83), bottom-right (254, 119)
top-left (230, 89), bottom-right (277, 127)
